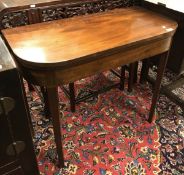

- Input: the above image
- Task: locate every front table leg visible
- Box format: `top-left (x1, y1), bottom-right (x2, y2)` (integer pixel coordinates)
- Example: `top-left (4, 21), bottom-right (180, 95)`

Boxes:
top-left (47, 87), bottom-right (64, 167)
top-left (148, 52), bottom-right (169, 123)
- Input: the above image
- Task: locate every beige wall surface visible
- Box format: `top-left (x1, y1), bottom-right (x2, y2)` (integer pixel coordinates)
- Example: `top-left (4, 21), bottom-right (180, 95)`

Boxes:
top-left (145, 0), bottom-right (184, 13)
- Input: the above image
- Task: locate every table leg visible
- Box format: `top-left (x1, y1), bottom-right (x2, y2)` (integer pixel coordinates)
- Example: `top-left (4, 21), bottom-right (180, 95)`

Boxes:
top-left (119, 66), bottom-right (125, 90)
top-left (148, 52), bottom-right (169, 123)
top-left (133, 62), bottom-right (138, 84)
top-left (140, 59), bottom-right (150, 83)
top-left (40, 87), bottom-right (51, 118)
top-left (47, 87), bottom-right (64, 167)
top-left (128, 63), bottom-right (136, 92)
top-left (69, 83), bottom-right (76, 112)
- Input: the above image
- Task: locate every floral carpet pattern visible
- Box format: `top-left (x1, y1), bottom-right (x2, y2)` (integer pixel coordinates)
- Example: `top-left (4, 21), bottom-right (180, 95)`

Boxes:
top-left (27, 68), bottom-right (184, 175)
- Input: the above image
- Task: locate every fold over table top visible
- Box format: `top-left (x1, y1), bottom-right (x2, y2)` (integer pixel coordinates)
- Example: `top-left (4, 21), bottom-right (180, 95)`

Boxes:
top-left (1, 7), bottom-right (177, 69)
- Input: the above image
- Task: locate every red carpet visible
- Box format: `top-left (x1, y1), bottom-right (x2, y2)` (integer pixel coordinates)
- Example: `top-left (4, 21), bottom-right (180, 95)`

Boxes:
top-left (27, 70), bottom-right (183, 175)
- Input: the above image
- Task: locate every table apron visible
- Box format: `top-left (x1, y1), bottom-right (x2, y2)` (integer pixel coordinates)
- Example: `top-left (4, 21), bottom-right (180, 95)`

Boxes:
top-left (21, 36), bottom-right (172, 87)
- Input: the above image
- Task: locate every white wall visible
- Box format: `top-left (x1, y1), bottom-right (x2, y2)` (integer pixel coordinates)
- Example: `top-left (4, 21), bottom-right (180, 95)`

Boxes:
top-left (145, 0), bottom-right (184, 13)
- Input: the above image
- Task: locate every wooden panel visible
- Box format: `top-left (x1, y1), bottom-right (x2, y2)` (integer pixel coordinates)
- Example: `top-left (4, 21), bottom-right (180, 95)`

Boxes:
top-left (0, 37), bottom-right (39, 175)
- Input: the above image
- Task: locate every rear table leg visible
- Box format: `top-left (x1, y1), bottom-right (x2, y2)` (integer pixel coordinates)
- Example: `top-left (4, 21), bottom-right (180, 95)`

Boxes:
top-left (128, 63), bottom-right (136, 92)
top-left (120, 66), bottom-right (125, 90)
top-left (140, 59), bottom-right (150, 83)
top-left (69, 83), bottom-right (76, 112)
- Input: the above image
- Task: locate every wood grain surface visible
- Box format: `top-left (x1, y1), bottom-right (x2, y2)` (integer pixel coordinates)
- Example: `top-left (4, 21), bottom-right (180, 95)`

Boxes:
top-left (2, 7), bottom-right (177, 70)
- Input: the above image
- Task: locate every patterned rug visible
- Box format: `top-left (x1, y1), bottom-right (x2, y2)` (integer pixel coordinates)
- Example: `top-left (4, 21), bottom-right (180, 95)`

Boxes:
top-left (27, 67), bottom-right (184, 175)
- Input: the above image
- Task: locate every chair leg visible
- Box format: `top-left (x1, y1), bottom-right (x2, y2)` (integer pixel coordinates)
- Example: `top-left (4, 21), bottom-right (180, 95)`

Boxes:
top-left (128, 63), bottom-right (136, 92)
top-left (119, 66), bottom-right (125, 90)
top-left (69, 83), bottom-right (76, 112)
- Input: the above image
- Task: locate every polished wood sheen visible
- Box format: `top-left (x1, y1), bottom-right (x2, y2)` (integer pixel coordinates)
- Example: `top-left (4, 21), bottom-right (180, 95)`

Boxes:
top-left (2, 7), bottom-right (177, 69)
top-left (1, 7), bottom-right (177, 167)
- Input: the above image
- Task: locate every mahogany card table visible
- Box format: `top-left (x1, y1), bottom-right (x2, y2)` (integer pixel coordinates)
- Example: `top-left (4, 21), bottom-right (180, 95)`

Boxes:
top-left (1, 7), bottom-right (177, 167)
